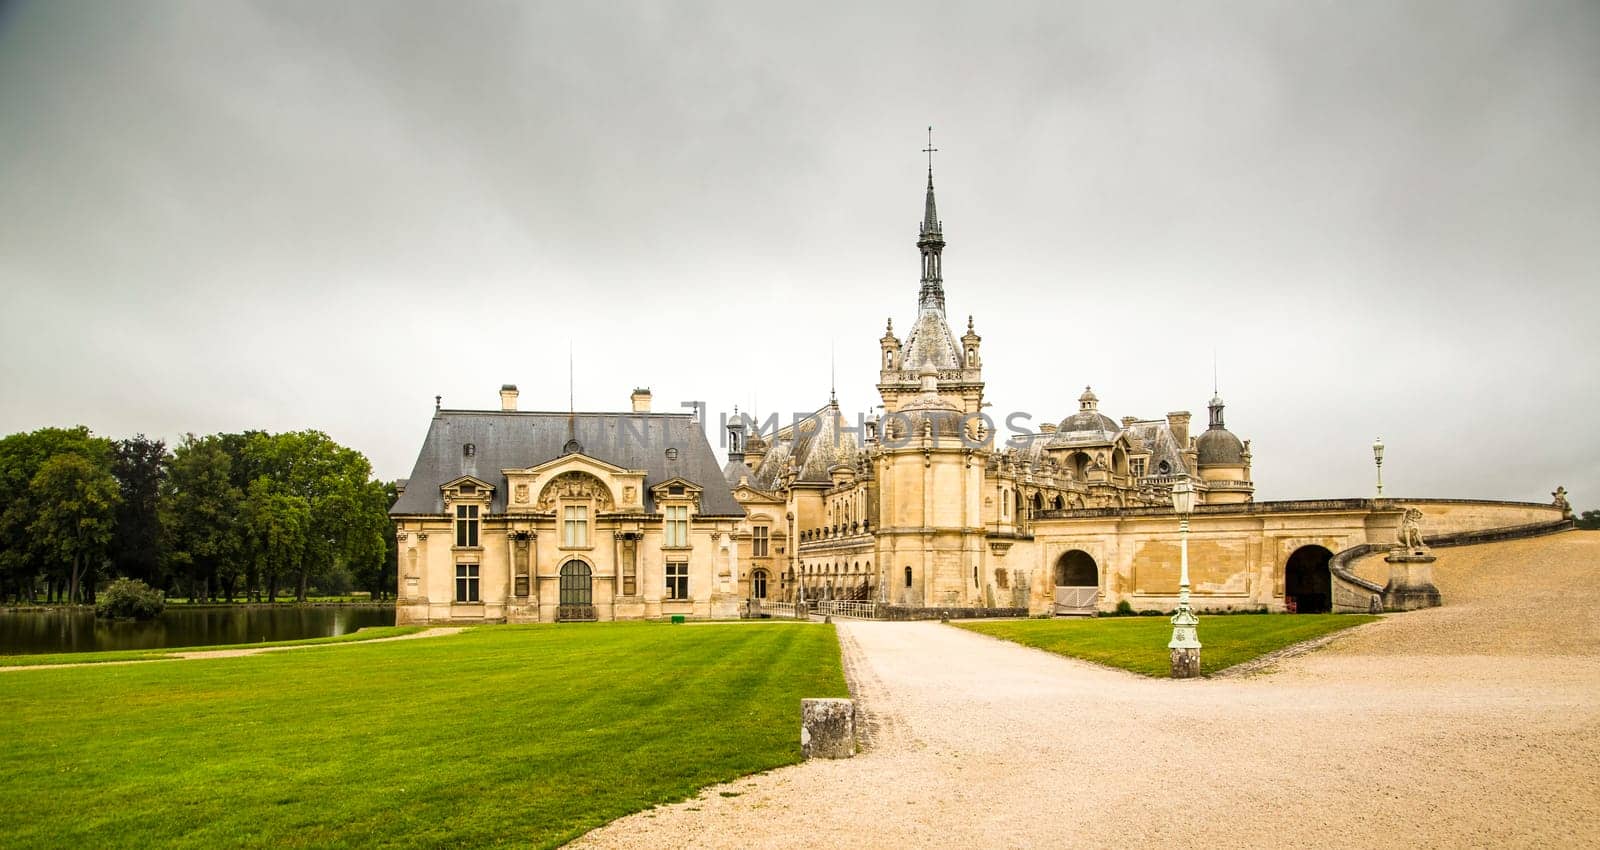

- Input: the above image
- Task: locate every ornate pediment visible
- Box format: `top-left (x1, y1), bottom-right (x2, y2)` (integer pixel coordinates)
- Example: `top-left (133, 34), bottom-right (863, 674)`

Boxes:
top-left (440, 475), bottom-right (495, 500)
top-left (535, 471), bottom-right (615, 512)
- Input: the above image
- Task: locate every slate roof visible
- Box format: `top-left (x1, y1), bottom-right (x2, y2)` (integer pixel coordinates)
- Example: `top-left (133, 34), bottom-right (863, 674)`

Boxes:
top-left (390, 410), bottom-right (744, 517)
top-left (900, 309), bottom-right (962, 370)
top-left (745, 404), bottom-right (863, 488)
top-left (1124, 420), bottom-right (1189, 474)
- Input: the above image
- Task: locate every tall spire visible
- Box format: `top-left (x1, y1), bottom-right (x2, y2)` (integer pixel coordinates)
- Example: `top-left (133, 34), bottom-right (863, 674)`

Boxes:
top-left (917, 126), bottom-right (946, 315)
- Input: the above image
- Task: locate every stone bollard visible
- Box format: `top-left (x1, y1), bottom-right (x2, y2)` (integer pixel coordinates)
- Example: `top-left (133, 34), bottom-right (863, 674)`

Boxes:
top-left (801, 698), bottom-right (856, 759)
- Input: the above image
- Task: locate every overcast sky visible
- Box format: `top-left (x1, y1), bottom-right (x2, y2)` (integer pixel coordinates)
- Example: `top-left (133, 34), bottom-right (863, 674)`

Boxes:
top-left (1, 1), bottom-right (1595, 505)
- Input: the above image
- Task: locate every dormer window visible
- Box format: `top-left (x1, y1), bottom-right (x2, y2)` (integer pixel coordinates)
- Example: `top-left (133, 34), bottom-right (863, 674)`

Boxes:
top-left (668, 484), bottom-right (685, 496)
top-left (665, 447), bottom-right (680, 461)
top-left (460, 483), bottom-right (476, 495)
top-left (463, 443), bottom-right (476, 457)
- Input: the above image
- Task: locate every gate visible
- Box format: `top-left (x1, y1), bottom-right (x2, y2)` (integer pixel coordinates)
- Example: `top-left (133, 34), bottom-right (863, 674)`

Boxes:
top-left (1053, 585), bottom-right (1098, 616)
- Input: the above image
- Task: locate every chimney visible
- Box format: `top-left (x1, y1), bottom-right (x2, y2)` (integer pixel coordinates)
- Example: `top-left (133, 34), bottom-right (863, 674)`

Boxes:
top-left (500, 384), bottom-right (519, 412)
top-left (631, 387), bottom-right (652, 413)
top-left (1167, 411), bottom-right (1191, 448)
top-left (1121, 416), bottom-right (1139, 428)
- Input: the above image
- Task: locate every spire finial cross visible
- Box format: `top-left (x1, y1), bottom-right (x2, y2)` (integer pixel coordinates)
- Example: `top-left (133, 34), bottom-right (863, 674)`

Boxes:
top-left (922, 126), bottom-right (937, 176)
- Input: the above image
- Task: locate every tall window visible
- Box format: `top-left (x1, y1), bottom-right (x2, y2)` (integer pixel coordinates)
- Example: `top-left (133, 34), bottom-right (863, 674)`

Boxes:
top-left (455, 563), bottom-right (480, 602)
top-left (752, 569), bottom-right (768, 599)
top-left (665, 562), bottom-right (688, 599)
top-left (560, 560), bottom-right (592, 605)
top-left (563, 505), bottom-right (588, 547)
top-left (752, 525), bottom-right (769, 557)
top-left (904, 566), bottom-right (913, 588)
top-left (455, 504), bottom-right (479, 548)
top-left (664, 505), bottom-right (689, 547)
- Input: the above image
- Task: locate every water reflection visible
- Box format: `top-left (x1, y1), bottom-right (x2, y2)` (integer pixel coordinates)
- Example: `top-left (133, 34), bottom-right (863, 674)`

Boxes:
top-left (0, 606), bottom-right (397, 655)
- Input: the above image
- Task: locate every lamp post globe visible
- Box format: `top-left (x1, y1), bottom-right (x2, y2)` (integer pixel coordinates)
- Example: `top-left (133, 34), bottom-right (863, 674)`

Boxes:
top-left (1168, 475), bottom-right (1201, 678)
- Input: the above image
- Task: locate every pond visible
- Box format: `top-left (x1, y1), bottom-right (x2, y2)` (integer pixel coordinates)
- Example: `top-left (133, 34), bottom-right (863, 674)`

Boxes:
top-left (0, 605), bottom-right (397, 655)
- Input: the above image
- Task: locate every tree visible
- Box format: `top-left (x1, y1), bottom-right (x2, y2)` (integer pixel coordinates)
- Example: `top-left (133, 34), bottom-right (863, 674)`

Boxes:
top-left (112, 435), bottom-right (168, 586)
top-left (162, 435), bottom-right (242, 602)
top-left (235, 430), bottom-right (387, 601)
top-left (0, 427), bottom-right (113, 602)
top-left (28, 453), bottom-right (121, 604)
top-left (1578, 509), bottom-right (1600, 531)
top-left (243, 477), bottom-right (309, 603)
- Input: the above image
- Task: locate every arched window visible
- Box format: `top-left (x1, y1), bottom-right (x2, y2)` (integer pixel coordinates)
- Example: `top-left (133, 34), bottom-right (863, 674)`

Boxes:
top-left (752, 569), bottom-right (769, 599)
top-left (904, 566), bottom-right (913, 588)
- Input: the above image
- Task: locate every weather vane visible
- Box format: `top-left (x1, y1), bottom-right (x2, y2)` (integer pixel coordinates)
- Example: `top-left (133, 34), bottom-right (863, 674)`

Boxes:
top-left (923, 125), bottom-right (937, 175)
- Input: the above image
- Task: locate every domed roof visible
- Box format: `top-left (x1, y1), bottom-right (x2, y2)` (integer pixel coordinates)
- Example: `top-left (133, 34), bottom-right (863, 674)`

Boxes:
top-left (886, 365), bottom-right (967, 443)
top-left (1058, 409), bottom-right (1120, 435)
top-left (1053, 386), bottom-right (1119, 440)
top-left (1196, 427), bottom-right (1245, 466)
top-left (1197, 393), bottom-right (1245, 466)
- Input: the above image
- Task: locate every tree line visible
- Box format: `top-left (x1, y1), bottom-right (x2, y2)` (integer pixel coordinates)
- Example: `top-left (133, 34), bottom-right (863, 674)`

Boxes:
top-left (0, 426), bottom-right (396, 604)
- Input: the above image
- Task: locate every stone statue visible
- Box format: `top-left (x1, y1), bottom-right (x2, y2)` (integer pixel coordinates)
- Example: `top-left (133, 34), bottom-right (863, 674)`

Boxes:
top-left (1553, 486), bottom-right (1572, 519)
top-left (1397, 507), bottom-right (1426, 551)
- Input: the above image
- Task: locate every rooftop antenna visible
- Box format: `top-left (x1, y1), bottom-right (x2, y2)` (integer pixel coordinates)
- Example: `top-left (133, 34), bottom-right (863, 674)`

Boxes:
top-left (1213, 348), bottom-right (1218, 396)
top-left (923, 125), bottom-right (937, 178)
top-left (829, 339), bottom-right (837, 406)
top-left (567, 340), bottom-right (575, 440)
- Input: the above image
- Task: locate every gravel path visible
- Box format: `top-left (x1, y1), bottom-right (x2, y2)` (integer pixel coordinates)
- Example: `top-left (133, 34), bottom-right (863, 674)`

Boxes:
top-left (571, 532), bottom-right (1600, 848)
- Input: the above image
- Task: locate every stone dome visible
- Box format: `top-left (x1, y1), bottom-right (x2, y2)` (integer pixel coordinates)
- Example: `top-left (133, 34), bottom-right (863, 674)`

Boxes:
top-left (1057, 409), bottom-right (1120, 435)
top-left (887, 365), bottom-right (967, 442)
top-left (1196, 427), bottom-right (1245, 466)
top-left (1055, 386), bottom-right (1119, 437)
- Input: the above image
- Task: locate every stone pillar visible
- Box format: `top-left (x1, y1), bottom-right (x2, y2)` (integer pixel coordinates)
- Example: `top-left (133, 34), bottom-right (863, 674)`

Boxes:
top-left (801, 698), bottom-right (856, 759)
top-left (1382, 548), bottom-right (1441, 611)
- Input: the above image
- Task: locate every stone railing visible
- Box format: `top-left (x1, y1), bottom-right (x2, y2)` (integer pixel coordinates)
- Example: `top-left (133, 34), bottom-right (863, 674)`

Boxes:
top-left (1328, 516), bottom-right (1575, 614)
top-left (749, 599), bottom-right (809, 620)
top-left (556, 604), bottom-right (597, 622)
top-left (814, 600), bottom-right (880, 620)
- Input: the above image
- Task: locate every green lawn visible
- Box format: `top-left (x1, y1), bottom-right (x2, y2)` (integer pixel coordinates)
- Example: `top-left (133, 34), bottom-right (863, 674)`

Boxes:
top-left (0, 621), bottom-right (847, 849)
top-left (958, 614), bottom-right (1378, 676)
top-left (0, 625), bottom-right (430, 667)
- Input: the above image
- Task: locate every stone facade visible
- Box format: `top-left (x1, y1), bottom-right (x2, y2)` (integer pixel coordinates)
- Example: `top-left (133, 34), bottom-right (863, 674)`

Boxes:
top-left (716, 169), bottom-right (1566, 617)
top-left (390, 392), bottom-right (746, 624)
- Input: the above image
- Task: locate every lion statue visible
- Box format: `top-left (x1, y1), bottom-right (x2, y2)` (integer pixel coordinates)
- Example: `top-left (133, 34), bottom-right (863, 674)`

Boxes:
top-left (1397, 507), bottom-right (1426, 550)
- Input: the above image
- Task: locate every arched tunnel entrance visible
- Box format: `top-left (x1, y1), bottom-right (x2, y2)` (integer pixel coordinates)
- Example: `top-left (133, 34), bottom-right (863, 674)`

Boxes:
top-left (1285, 545), bottom-right (1333, 613)
top-left (1053, 550), bottom-right (1099, 615)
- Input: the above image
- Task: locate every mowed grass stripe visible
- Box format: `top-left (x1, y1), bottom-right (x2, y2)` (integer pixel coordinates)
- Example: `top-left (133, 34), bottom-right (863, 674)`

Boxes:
top-left (958, 614), bottom-right (1378, 676)
top-left (0, 622), bottom-right (847, 849)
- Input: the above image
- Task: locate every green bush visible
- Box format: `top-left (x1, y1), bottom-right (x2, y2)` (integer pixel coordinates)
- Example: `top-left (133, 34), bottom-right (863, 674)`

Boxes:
top-left (1113, 600), bottom-right (1136, 616)
top-left (95, 578), bottom-right (166, 620)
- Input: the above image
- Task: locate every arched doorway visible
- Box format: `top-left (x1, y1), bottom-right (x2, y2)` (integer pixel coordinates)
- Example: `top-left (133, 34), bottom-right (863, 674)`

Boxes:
top-left (558, 560), bottom-right (594, 621)
top-left (1285, 546), bottom-right (1333, 613)
top-left (1053, 550), bottom-right (1099, 615)
top-left (751, 569), bottom-right (768, 600)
